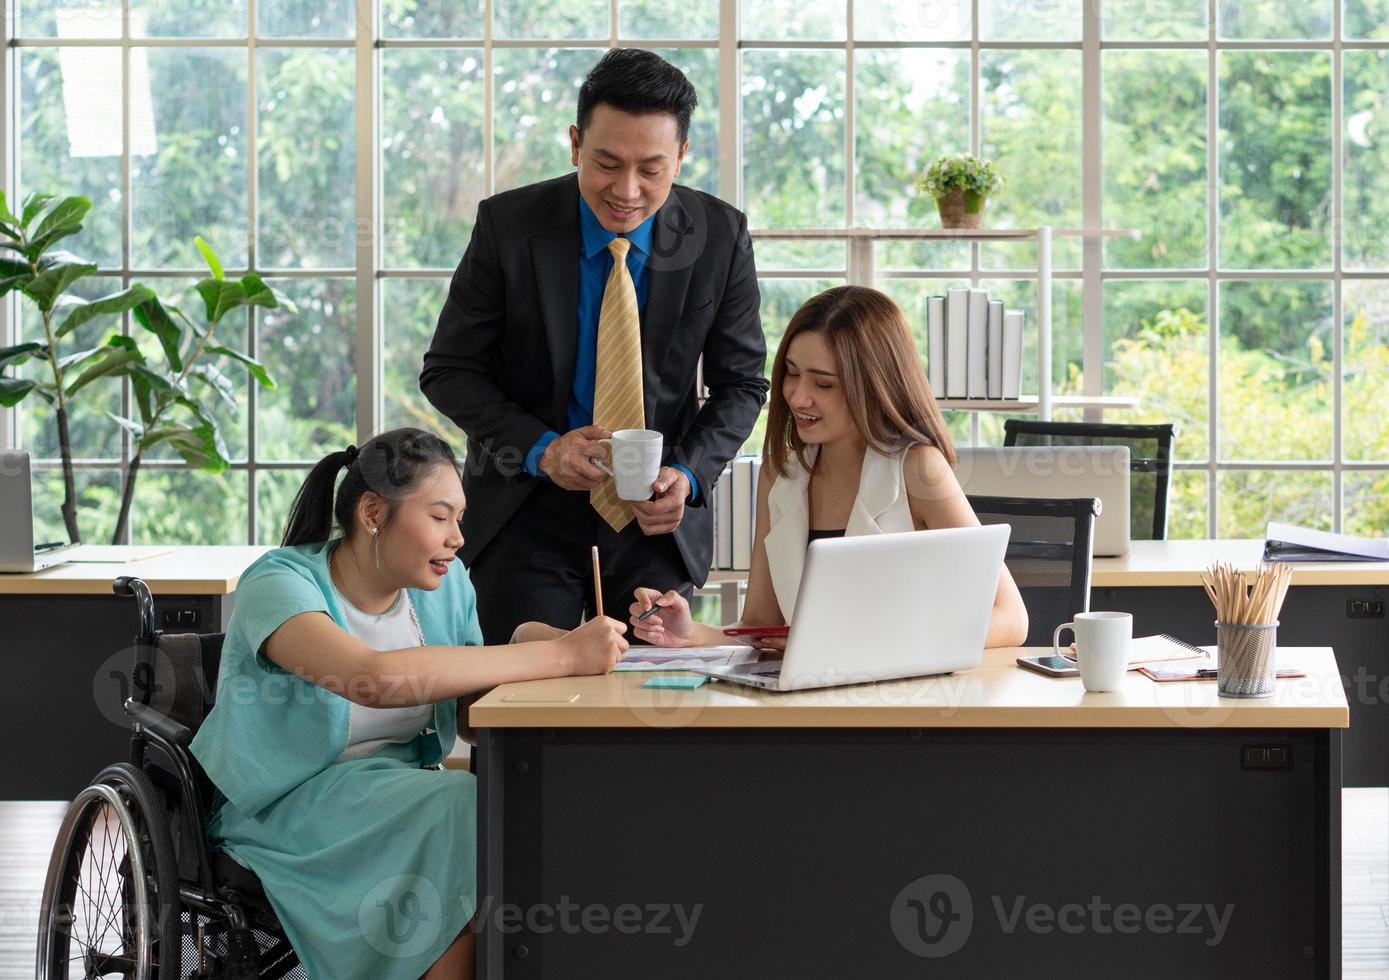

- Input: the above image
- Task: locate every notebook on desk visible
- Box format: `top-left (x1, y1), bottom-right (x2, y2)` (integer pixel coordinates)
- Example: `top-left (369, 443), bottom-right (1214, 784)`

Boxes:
top-left (1060, 634), bottom-right (1207, 670)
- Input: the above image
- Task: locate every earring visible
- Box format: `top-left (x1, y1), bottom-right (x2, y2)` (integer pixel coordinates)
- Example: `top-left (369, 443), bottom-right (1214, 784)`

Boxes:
top-left (371, 525), bottom-right (380, 569)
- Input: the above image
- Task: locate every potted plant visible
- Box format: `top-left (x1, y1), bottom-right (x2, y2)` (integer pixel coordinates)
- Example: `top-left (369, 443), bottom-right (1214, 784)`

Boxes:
top-left (0, 193), bottom-right (155, 542)
top-left (916, 155), bottom-right (1005, 230)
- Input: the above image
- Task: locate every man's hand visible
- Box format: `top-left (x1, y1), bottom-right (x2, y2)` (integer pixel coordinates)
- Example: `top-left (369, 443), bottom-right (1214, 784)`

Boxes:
top-left (538, 425), bottom-right (612, 491)
top-left (631, 467), bottom-right (689, 536)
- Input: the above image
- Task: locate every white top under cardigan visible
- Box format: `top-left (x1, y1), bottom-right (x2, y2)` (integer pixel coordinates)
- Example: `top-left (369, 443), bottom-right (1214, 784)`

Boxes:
top-left (332, 588), bottom-right (435, 763)
top-left (763, 444), bottom-right (916, 623)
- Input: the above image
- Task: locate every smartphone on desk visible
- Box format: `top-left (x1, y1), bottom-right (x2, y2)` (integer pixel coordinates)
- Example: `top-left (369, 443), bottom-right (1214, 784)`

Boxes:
top-left (1016, 654), bottom-right (1080, 677)
top-left (722, 625), bottom-right (790, 638)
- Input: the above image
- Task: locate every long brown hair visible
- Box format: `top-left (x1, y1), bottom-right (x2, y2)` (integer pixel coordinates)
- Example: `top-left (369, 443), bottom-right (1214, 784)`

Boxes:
top-left (764, 285), bottom-right (956, 478)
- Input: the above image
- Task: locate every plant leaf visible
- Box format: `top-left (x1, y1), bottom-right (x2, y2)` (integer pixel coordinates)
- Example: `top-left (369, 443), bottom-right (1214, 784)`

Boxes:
top-left (194, 235), bottom-right (224, 281)
top-left (205, 344), bottom-right (276, 389)
top-left (141, 418), bottom-right (228, 472)
top-left (34, 196), bottom-right (91, 242)
top-left (0, 341), bottom-right (47, 370)
top-left (129, 364), bottom-right (177, 425)
top-left (0, 376), bottom-right (41, 407)
top-left (20, 193), bottom-right (56, 228)
top-left (56, 284), bottom-right (155, 339)
top-left (187, 362), bottom-right (239, 414)
top-left (22, 256), bottom-right (98, 312)
top-left (239, 273), bottom-right (297, 312)
top-left (0, 191), bottom-right (19, 227)
top-left (63, 336), bottom-right (144, 397)
top-left (195, 278), bottom-right (248, 325)
top-left (26, 196), bottom-right (91, 260)
top-left (56, 345), bottom-right (106, 373)
top-left (132, 296), bottom-right (185, 372)
top-left (107, 412), bottom-right (146, 442)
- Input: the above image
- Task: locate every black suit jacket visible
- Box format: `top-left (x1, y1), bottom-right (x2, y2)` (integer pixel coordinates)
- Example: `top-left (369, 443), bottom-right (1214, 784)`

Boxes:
top-left (420, 173), bottom-right (769, 584)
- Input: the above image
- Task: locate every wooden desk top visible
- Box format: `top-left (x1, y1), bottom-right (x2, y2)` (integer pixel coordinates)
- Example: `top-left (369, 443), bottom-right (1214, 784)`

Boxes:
top-left (1091, 539), bottom-right (1389, 587)
top-left (709, 539), bottom-right (1389, 588)
top-left (0, 546), bottom-right (271, 596)
top-left (472, 647), bottom-right (1349, 731)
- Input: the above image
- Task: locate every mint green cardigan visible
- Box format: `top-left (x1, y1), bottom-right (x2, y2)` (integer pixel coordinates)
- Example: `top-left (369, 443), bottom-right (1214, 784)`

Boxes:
top-left (190, 539), bottom-right (483, 817)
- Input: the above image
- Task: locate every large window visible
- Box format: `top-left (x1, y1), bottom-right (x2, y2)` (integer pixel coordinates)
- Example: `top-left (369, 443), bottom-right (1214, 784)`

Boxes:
top-left (4, 1), bottom-right (1387, 544)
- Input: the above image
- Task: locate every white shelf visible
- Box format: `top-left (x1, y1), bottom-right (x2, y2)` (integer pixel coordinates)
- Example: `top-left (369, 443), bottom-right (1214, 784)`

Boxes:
top-left (937, 395), bottom-right (1140, 413)
top-left (751, 228), bottom-right (1141, 241)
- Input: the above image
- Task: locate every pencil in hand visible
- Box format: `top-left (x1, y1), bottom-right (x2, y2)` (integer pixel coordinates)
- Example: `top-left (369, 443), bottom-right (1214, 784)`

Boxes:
top-left (591, 545), bottom-right (604, 618)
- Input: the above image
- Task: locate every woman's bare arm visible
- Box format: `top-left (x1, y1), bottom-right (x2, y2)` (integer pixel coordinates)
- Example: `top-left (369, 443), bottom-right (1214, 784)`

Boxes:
top-left (262, 611), bottom-right (622, 707)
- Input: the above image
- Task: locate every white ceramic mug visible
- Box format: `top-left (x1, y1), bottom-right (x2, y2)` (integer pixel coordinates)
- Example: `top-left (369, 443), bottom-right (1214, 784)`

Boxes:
top-left (1053, 611), bottom-right (1132, 693)
top-left (595, 429), bottom-right (663, 501)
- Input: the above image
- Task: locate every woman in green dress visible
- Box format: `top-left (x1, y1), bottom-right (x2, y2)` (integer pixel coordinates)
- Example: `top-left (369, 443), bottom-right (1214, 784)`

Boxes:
top-left (190, 428), bottom-right (630, 979)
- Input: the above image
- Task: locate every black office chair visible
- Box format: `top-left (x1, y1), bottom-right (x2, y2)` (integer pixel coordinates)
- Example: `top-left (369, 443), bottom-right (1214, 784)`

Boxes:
top-left (36, 576), bottom-right (302, 979)
top-left (968, 495), bottom-right (1100, 647)
top-left (1003, 419), bottom-right (1176, 541)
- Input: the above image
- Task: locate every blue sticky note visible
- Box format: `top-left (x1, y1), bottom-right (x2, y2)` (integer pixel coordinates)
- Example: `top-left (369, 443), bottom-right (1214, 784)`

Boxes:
top-left (642, 675), bottom-right (709, 690)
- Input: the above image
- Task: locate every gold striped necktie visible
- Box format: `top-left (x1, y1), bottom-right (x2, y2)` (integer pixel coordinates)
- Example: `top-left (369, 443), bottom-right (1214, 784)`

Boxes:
top-left (590, 236), bottom-right (646, 531)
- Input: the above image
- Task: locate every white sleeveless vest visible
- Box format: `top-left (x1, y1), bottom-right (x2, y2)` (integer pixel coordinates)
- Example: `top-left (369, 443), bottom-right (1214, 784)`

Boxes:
top-left (762, 445), bottom-right (916, 622)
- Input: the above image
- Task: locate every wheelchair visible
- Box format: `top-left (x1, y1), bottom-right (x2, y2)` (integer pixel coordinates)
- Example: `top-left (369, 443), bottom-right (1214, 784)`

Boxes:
top-left (35, 576), bottom-right (304, 979)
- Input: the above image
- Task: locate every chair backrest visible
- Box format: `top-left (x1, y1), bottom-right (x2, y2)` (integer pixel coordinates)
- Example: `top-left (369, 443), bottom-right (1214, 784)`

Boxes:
top-left (967, 494), bottom-right (1099, 647)
top-left (147, 630), bottom-right (224, 736)
top-left (1003, 420), bottom-right (1176, 541)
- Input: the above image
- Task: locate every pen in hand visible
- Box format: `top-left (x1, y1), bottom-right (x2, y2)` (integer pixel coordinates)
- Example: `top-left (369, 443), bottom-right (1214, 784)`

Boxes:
top-left (636, 580), bottom-right (692, 623)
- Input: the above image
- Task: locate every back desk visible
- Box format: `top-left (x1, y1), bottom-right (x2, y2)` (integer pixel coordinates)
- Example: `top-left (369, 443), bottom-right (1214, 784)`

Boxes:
top-left (470, 648), bottom-right (1348, 978)
top-left (1, 546), bottom-right (268, 800)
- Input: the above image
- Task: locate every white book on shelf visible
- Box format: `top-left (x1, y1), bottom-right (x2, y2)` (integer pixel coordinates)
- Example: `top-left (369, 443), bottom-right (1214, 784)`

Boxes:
top-left (731, 457), bottom-right (760, 571)
top-left (714, 464), bottom-right (733, 569)
top-left (1002, 309), bottom-right (1024, 400)
top-left (945, 287), bottom-right (969, 398)
top-left (927, 295), bottom-right (946, 394)
top-left (987, 299), bottom-right (1004, 399)
top-left (967, 289), bottom-right (989, 398)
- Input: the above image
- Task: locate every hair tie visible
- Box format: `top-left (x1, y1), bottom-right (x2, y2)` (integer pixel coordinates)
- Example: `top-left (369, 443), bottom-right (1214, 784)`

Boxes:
top-left (344, 445), bottom-right (359, 464)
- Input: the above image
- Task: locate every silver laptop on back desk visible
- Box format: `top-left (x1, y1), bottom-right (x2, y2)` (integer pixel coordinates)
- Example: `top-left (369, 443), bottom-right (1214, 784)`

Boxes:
top-left (696, 524), bottom-right (1010, 692)
top-left (955, 446), bottom-right (1131, 557)
top-left (0, 450), bottom-right (79, 572)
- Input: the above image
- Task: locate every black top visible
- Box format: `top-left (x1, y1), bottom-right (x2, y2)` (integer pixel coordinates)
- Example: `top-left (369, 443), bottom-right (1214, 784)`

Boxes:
top-left (807, 528), bottom-right (846, 543)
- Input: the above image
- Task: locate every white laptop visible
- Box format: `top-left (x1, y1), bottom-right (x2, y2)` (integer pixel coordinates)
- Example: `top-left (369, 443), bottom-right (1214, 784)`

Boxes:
top-left (694, 524), bottom-right (1009, 692)
top-left (0, 450), bottom-right (80, 572)
top-left (954, 446), bottom-right (1131, 557)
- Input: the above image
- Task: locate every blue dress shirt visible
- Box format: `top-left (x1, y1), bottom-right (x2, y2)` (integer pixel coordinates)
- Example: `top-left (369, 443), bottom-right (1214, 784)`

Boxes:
top-left (524, 196), bottom-right (699, 501)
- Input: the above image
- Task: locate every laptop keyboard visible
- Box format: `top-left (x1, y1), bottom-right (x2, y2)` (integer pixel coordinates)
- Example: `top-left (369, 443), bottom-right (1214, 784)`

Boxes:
top-left (34, 541), bottom-right (67, 553)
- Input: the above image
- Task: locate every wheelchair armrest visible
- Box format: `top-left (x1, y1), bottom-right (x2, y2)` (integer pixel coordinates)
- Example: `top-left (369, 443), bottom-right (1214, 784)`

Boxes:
top-left (124, 698), bottom-right (193, 746)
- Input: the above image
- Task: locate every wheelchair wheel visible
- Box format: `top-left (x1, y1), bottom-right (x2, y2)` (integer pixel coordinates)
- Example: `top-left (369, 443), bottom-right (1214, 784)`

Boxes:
top-left (37, 763), bottom-right (182, 979)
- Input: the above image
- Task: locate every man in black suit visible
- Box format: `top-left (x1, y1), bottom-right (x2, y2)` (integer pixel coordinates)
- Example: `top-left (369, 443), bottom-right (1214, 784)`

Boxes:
top-left (421, 48), bottom-right (767, 644)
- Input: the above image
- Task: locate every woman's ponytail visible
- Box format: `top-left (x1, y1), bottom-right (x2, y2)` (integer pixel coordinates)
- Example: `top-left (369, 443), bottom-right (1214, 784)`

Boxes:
top-left (280, 448), bottom-right (356, 547)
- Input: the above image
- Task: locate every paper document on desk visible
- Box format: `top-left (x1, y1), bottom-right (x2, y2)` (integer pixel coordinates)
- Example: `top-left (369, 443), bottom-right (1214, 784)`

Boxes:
top-left (1264, 521), bottom-right (1389, 562)
top-left (613, 646), bottom-right (760, 672)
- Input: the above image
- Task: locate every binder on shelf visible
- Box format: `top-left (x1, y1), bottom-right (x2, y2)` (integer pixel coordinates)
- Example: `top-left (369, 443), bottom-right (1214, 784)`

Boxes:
top-left (1001, 309), bottom-right (1024, 400)
top-left (731, 456), bottom-right (761, 571)
top-left (967, 289), bottom-right (989, 399)
top-left (987, 299), bottom-right (1004, 399)
top-left (714, 464), bottom-right (733, 569)
top-left (945, 287), bottom-right (968, 398)
top-left (927, 295), bottom-right (946, 395)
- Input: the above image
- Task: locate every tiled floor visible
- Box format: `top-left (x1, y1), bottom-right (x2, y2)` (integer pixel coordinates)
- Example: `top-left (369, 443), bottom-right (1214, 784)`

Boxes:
top-left (3, 791), bottom-right (1386, 977)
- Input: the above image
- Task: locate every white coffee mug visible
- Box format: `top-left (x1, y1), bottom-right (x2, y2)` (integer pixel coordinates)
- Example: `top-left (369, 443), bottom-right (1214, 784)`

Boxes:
top-left (595, 429), bottom-right (663, 501)
top-left (1053, 611), bottom-right (1132, 693)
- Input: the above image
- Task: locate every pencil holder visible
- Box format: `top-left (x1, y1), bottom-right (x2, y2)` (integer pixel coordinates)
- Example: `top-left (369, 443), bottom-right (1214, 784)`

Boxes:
top-left (1214, 620), bottom-right (1278, 698)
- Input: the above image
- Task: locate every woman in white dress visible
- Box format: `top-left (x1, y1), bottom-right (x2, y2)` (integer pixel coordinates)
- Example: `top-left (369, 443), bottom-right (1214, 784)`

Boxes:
top-left (628, 285), bottom-right (1028, 649)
